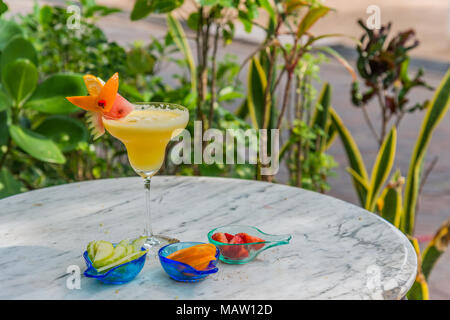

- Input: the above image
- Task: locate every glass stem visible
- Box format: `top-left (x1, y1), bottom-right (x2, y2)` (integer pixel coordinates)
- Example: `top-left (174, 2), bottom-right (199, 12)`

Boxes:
top-left (144, 177), bottom-right (153, 238)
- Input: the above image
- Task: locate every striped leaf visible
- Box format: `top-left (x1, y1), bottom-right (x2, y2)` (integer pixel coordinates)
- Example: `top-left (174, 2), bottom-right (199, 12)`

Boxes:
top-left (167, 13), bottom-right (197, 94)
top-left (407, 237), bottom-right (429, 300)
top-left (311, 83), bottom-right (331, 151)
top-left (330, 108), bottom-right (369, 206)
top-left (403, 70), bottom-right (450, 235)
top-left (324, 118), bottom-right (337, 150)
top-left (247, 57), bottom-right (269, 130)
top-left (296, 6), bottom-right (330, 38)
top-left (380, 171), bottom-right (403, 228)
top-left (346, 167), bottom-right (369, 194)
top-left (421, 219), bottom-right (450, 280)
top-left (365, 127), bottom-right (397, 212)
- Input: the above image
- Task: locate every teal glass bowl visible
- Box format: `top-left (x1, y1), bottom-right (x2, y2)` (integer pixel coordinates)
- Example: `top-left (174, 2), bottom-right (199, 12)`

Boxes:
top-left (158, 242), bottom-right (220, 282)
top-left (83, 246), bottom-right (147, 284)
top-left (207, 225), bottom-right (292, 264)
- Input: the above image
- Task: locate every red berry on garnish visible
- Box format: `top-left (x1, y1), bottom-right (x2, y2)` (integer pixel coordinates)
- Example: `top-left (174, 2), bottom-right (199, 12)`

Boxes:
top-left (98, 99), bottom-right (106, 108)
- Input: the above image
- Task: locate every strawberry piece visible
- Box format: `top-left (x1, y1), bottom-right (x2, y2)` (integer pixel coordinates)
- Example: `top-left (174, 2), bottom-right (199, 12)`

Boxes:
top-left (223, 235), bottom-right (248, 259)
top-left (236, 232), bottom-right (265, 250)
top-left (211, 232), bottom-right (228, 244)
top-left (224, 233), bottom-right (234, 242)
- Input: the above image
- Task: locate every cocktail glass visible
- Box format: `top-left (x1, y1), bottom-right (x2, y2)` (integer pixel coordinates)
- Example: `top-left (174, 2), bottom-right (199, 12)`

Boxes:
top-left (103, 102), bottom-right (189, 248)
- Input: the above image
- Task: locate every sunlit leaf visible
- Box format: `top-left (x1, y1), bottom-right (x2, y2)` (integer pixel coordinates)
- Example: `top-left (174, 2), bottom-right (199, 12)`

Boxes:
top-left (0, 168), bottom-right (23, 199)
top-left (403, 70), bottom-right (450, 235)
top-left (365, 127), bottom-right (397, 212)
top-left (2, 59), bottom-right (38, 107)
top-left (0, 19), bottom-right (23, 50)
top-left (9, 124), bottom-right (65, 164)
top-left (34, 115), bottom-right (89, 152)
top-left (25, 73), bottom-right (87, 114)
top-left (0, 36), bottom-right (38, 73)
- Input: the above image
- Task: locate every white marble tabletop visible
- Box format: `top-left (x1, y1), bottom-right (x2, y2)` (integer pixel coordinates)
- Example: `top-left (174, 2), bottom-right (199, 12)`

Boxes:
top-left (0, 176), bottom-right (417, 300)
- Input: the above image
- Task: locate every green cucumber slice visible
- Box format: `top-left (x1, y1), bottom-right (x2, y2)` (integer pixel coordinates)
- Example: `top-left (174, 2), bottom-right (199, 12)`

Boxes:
top-left (92, 241), bottom-right (114, 268)
top-left (97, 250), bottom-right (147, 273)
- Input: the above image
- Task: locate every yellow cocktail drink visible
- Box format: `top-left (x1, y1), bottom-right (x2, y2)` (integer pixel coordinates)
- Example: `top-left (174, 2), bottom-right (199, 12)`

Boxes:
top-left (103, 107), bottom-right (188, 175)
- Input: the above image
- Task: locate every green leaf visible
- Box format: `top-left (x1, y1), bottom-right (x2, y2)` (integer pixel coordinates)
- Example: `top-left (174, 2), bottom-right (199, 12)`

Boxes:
top-left (85, 5), bottom-right (121, 18)
top-left (407, 280), bottom-right (429, 300)
top-left (346, 167), bottom-right (369, 193)
top-left (259, 0), bottom-right (275, 24)
top-left (311, 82), bottom-right (331, 151)
top-left (0, 110), bottom-right (8, 146)
top-left (218, 86), bottom-right (244, 102)
top-left (313, 46), bottom-right (357, 81)
top-left (39, 5), bottom-right (53, 25)
top-left (247, 57), bottom-right (268, 129)
top-left (9, 124), bottom-right (65, 164)
top-left (131, 0), bottom-right (183, 20)
top-left (0, 89), bottom-right (10, 112)
top-left (329, 108), bottom-right (369, 206)
top-left (0, 168), bottom-right (23, 199)
top-left (25, 73), bottom-right (87, 114)
top-left (421, 219), bottom-right (450, 280)
top-left (119, 83), bottom-right (145, 101)
top-left (167, 13), bottom-right (196, 94)
top-left (235, 99), bottom-right (248, 120)
top-left (380, 173), bottom-right (403, 228)
top-left (127, 47), bottom-right (155, 75)
top-left (406, 238), bottom-right (429, 300)
top-left (324, 118), bottom-right (337, 150)
top-left (0, 19), bottom-right (23, 50)
top-left (186, 12), bottom-right (199, 31)
top-left (403, 70), bottom-right (450, 235)
top-left (297, 6), bottom-right (330, 38)
top-left (34, 115), bottom-right (89, 152)
top-left (0, 37), bottom-right (38, 73)
top-left (2, 59), bottom-right (38, 107)
top-left (365, 127), bottom-right (397, 212)
top-left (0, 1), bottom-right (8, 16)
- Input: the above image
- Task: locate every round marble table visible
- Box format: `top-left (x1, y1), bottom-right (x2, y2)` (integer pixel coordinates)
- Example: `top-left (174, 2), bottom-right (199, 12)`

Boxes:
top-left (0, 176), bottom-right (417, 300)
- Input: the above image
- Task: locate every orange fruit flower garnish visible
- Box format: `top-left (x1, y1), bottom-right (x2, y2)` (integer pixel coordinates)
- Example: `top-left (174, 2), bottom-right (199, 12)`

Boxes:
top-left (66, 73), bottom-right (119, 113)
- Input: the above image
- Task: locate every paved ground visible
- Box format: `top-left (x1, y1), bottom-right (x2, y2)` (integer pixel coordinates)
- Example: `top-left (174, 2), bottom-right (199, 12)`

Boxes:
top-left (8, 0), bottom-right (450, 299)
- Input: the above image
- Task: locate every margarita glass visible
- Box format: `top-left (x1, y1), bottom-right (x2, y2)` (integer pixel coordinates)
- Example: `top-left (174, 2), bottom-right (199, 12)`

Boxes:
top-left (103, 102), bottom-right (189, 247)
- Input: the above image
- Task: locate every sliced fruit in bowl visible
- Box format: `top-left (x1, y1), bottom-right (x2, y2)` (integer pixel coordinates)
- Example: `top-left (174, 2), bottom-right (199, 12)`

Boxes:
top-left (83, 237), bottom-right (148, 284)
top-left (208, 225), bottom-right (292, 264)
top-left (158, 242), bottom-right (220, 282)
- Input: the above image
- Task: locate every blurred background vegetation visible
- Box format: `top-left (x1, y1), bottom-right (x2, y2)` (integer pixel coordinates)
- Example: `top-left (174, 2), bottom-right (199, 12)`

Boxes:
top-left (0, 0), bottom-right (449, 299)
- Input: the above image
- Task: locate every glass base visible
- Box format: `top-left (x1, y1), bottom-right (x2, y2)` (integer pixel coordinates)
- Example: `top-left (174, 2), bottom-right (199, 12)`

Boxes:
top-left (143, 234), bottom-right (180, 249)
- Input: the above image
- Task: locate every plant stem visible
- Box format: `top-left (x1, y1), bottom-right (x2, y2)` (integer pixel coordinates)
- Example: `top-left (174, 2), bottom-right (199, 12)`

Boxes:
top-left (376, 80), bottom-right (388, 146)
top-left (276, 71), bottom-right (294, 129)
top-left (209, 23), bottom-right (220, 128)
top-left (0, 137), bottom-right (12, 170)
top-left (361, 103), bottom-right (380, 142)
top-left (262, 47), bottom-right (276, 130)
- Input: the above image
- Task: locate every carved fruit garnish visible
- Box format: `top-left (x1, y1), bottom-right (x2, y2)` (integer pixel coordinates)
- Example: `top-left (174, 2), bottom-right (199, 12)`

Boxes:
top-left (66, 73), bottom-right (133, 139)
top-left (166, 243), bottom-right (217, 271)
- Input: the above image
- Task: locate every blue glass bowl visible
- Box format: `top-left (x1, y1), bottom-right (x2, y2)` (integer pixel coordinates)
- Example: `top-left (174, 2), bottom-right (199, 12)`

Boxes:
top-left (158, 242), bottom-right (220, 282)
top-left (83, 247), bottom-right (147, 284)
